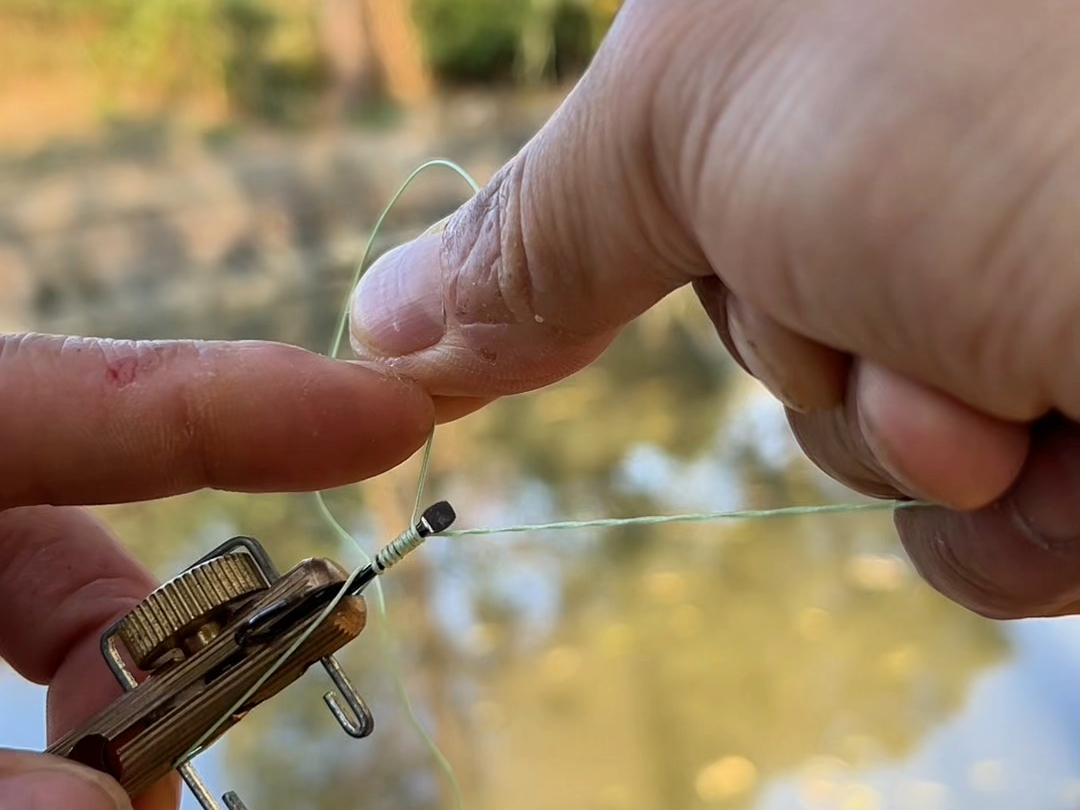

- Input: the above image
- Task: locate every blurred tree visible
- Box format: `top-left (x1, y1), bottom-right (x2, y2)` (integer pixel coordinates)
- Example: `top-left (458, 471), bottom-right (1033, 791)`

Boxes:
top-left (362, 0), bottom-right (431, 104)
top-left (412, 0), bottom-right (619, 85)
top-left (517, 0), bottom-right (615, 83)
top-left (316, 0), bottom-right (377, 113)
top-left (315, 0), bottom-right (430, 117)
top-left (0, 0), bottom-right (620, 147)
top-left (221, 0), bottom-right (327, 124)
top-left (411, 0), bottom-right (525, 83)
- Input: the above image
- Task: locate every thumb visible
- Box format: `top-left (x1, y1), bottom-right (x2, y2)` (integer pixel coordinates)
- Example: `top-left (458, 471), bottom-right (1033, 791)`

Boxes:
top-left (0, 750), bottom-right (131, 810)
top-left (348, 9), bottom-right (709, 403)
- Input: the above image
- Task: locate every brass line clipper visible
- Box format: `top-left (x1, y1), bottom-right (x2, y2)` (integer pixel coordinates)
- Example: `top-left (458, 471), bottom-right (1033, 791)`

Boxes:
top-left (45, 502), bottom-right (457, 810)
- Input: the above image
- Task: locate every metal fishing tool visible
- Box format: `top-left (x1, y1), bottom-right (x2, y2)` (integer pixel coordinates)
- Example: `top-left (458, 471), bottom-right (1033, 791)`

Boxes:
top-left (45, 502), bottom-right (457, 810)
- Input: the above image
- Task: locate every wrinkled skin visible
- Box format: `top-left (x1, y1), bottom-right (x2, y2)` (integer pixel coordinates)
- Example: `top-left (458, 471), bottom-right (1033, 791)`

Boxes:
top-left (349, 0), bottom-right (1080, 621)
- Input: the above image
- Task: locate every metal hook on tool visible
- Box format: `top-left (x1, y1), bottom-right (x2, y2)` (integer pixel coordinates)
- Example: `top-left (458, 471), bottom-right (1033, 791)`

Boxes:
top-left (182, 764), bottom-right (248, 810)
top-left (320, 655), bottom-right (375, 738)
top-left (254, 502), bottom-right (457, 740)
top-left (176, 537), bottom-right (376, 807)
top-left (231, 501), bottom-right (456, 742)
top-left (100, 631), bottom-right (248, 810)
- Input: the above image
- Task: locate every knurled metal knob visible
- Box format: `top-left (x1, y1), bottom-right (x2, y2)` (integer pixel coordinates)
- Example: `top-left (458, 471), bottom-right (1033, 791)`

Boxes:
top-left (117, 553), bottom-right (268, 670)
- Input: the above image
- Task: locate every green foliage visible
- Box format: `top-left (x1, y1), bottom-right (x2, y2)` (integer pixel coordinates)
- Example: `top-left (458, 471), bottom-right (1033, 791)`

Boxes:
top-left (0, 0), bottom-right (329, 125)
top-left (412, 0), bottom-right (527, 82)
top-left (220, 0), bottom-right (327, 123)
top-left (413, 0), bottom-right (618, 83)
top-left (0, 0), bottom-right (617, 140)
top-left (64, 0), bottom-right (227, 101)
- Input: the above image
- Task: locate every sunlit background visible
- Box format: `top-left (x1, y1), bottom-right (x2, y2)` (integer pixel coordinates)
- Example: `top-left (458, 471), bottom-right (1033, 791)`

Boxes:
top-left (2, 2), bottom-right (1080, 809)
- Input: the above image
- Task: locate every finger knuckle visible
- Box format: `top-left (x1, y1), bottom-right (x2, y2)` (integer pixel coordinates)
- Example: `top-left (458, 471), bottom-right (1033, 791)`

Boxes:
top-left (442, 159), bottom-right (539, 328)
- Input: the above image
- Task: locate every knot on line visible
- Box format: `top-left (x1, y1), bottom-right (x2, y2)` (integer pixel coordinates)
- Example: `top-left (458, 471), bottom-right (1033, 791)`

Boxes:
top-left (374, 524), bottom-right (424, 573)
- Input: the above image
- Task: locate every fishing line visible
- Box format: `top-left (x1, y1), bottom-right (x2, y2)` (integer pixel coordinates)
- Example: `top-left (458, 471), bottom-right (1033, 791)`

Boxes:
top-left (177, 157), bottom-right (926, 808)
top-left (441, 500), bottom-right (924, 537)
top-left (175, 160), bottom-right (477, 801)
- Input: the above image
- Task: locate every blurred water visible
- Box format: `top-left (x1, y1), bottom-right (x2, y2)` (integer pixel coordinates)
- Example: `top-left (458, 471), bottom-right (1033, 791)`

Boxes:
top-left (758, 618), bottom-right (1080, 810)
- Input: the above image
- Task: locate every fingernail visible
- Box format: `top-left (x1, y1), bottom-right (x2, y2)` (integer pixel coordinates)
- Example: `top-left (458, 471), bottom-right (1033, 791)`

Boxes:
top-left (854, 363), bottom-right (932, 500)
top-left (421, 215), bottom-right (451, 237)
top-left (1009, 419), bottom-right (1080, 548)
top-left (726, 298), bottom-right (805, 411)
top-left (0, 752), bottom-right (131, 810)
top-left (351, 235), bottom-right (445, 357)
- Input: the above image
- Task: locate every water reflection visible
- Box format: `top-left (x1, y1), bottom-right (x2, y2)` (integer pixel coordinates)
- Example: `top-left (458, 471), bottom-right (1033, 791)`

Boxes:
top-left (2, 124), bottom-right (1080, 810)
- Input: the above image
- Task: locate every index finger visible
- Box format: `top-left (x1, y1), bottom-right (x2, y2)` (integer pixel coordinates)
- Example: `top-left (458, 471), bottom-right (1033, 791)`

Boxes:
top-left (0, 334), bottom-right (434, 509)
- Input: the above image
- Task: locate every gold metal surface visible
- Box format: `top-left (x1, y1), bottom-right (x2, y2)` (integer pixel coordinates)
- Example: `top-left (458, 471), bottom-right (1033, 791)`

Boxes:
top-left (117, 553), bottom-right (268, 670)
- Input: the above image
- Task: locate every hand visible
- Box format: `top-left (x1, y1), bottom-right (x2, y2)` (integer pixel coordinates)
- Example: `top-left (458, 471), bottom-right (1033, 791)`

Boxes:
top-left (0, 335), bottom-right (434, 809)
top-left (348, 0), bottom-right (1080, 620)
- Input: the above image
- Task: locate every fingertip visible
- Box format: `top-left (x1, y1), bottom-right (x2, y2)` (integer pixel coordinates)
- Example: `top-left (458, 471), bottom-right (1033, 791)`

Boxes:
top-left (856, 362), bottom-right (1030, 509)
top-left (150, 344), bottom-right (437, 494)
top-left (893, 493), bottom-right (1080, 620)
top-left (301, 357), bottom-right (436, 480)
top-left (0, 336), bottom-right (441, 506)
top-left (432, 394), bottom-right (496, 424)
top-left (0, 751), bottom-right (132, 810)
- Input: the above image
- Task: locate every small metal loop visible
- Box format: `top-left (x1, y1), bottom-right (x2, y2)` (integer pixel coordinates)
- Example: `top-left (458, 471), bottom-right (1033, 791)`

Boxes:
top-left (101, 635), bottom-right (247, 810)
top-left (320, 656), bottom-right (375, 738)
top-left (179, 762), bottom-right (245, 810)
top-left (101, 632), bottom-right (139, 691)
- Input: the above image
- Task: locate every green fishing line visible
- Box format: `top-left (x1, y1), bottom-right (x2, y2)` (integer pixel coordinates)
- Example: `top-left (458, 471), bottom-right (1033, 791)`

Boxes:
top-left (442, 500), bottom-right (925, 537)
top-left (175, 160), bottom-right (479, 784)
top-left (314, 158), bottom-right (479, 810)
top-left (178, 157), bottom-right (927, 809)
